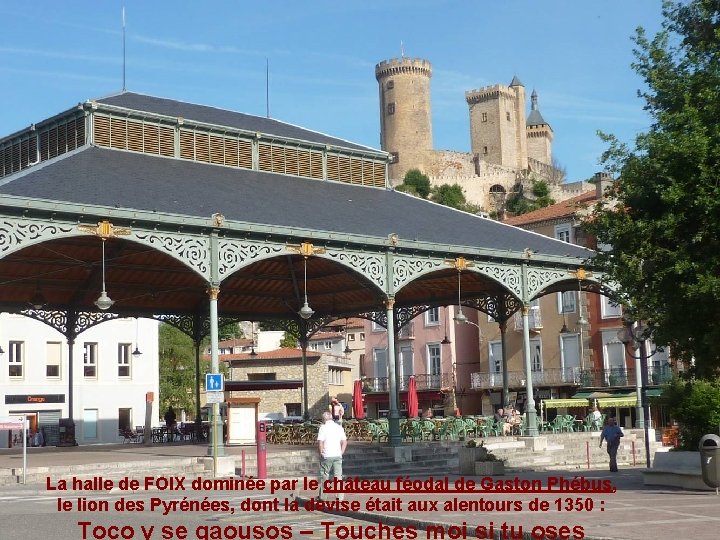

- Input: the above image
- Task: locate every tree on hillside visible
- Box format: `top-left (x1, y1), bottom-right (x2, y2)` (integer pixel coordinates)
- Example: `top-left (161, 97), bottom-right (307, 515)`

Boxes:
top-left (504, 178), bottom-right (555, 216)
top-left (396, 169), bottom-right (431, 198)
top-left (431, 183), bottom-right (466, 209)
top-left (585, 0), bottom-right (720, 375)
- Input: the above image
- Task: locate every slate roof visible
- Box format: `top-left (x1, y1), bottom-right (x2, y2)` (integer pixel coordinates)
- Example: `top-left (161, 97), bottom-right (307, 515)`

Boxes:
top-left (0, 146), bottom-right (592, 260)
top-left (97, 92), bottom-right (375, 152)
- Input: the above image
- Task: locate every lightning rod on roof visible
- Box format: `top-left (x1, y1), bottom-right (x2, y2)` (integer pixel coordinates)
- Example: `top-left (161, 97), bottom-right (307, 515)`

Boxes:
top-left (122, 6), bottom-right (127, 91)
top-left (266, 58), bottom-right (270, 118)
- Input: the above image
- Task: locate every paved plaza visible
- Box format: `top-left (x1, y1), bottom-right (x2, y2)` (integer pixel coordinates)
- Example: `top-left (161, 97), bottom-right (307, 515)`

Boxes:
top-left (1, 443), bottom-right (718, 540)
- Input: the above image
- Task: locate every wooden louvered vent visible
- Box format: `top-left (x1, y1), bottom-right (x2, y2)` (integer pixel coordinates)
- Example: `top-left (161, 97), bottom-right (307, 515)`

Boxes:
top-left (179, 129), bottom-right (253, 169)
top-left (93, 115), bottom-right (174, 157)
top-left (258, 142), bottom-right (323, 180)
top-left (0, 116), bottom-right (85, 178)
top-left (327, 152), bottom-right (385, 187)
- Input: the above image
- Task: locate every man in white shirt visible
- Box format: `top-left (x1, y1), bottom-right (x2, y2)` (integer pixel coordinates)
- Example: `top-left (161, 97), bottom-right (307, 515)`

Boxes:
top-left (316, 411), bottom-right (347, 500)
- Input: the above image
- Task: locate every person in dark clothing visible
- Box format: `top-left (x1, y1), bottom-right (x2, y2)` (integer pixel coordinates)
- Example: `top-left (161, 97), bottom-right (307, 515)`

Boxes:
top-left (164, 406), bottom-right (177, 442)
top-left (599, 416), bottom-right (624, 472)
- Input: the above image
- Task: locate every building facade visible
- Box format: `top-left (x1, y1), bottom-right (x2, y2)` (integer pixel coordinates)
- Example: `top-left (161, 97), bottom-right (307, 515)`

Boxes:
top-left (1, 315), bottom-right (159, 446)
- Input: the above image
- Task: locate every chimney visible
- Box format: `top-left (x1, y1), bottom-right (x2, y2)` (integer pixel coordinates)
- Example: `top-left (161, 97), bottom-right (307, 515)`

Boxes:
top-left (594, 172), bottom-right (613, 199)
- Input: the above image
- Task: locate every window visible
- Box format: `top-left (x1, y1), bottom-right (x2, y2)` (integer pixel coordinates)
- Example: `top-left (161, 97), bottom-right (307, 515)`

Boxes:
top-left (371, 321), bottom-right (384, 332)
top-left (560, 334), bottom-right (581, 372)
top-left (481, 112), bottom-right (488, 122)
top-left (46, 341), bottom-right (62, 378)
top-left (359, 332), bottom-right (365, 341)
top-left (83, 409), bottom-right (98, 440)
top-left (425, 307), bottom-right (440, 326)
top-left (601, 296), bottom-right (622, 319)
top-left (248, 373), bottom-right (276, 380)
top-left (328, 368), bottom-right (343, 385)
top-left (602, 330), bottom-right (626, 372)
top-left (530, 339), bottom-right (543, 372)
top-left (118, 408), bottom-right (132, 432)
top-left (558, 291), bottom-right (576, 314)
top-left (489, 341), bottom-right (503, 373)
top-left (285, 403), bottom-right (302, 417)
top-left (347, 333), bottom-right (355, 341)
top-left (386, 80), bottom-right (394, 90)
top-left (483, 146), bottom-right (488, 155)
top-left (8, 341), bottom-right (23, 377)
top-left (387, 103), bottom-right (395, 115)
top-left (555, 224), bottom-right (571, 243)
top-left (373, 348), bottom-right (388, 377)
top-left (118, 343), bottom-right (131, 377)
top-left (309, 342), bottom-right (319, 350)
top-left (83, 343), bottom-right (97, 377)
top-left (390, 152), bottom-right (399, 164)
top-left (427, 344), bottom-right (441, 375)
top-left (324, 341), bottom-right (332, 350)
top-left (506, 111), bottom-right (511, 121)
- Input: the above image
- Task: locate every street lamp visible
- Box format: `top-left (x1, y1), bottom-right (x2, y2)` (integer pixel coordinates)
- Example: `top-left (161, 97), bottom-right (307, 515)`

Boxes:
top-left (617, 320), bottom-right (657, 468)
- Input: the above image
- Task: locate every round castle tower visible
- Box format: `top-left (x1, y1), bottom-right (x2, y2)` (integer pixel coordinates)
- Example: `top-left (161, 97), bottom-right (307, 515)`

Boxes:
top-left (375, 58), bottom-right (433, 182)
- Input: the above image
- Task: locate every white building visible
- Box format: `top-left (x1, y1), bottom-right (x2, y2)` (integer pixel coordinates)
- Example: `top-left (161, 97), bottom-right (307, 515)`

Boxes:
top-left (1, 314), bottom-right (159, 446)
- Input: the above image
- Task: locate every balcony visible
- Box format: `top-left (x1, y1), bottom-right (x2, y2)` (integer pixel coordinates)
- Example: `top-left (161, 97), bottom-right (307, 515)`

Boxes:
top-left (513, 306), bottom-right (543, 332)
top-left (577, 365), bottom-right (674, 388)
top-left (469, 367), bottom-right (583, 390)
top-left (397, 322), bottom-right (415, 340)
top-left (468, 365), bottom-right (675, 391)
top-left (362, 372), bottom-right (453, 393)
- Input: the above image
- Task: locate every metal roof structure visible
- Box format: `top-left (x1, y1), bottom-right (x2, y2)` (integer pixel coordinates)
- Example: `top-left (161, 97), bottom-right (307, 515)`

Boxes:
top-left (0, 92), bottom-right (606, 443)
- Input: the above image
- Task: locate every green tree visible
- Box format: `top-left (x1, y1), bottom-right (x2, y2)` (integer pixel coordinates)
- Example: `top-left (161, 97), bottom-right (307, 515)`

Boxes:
top-left (504, 178), bottom-right (555, 216)
top-left (662, 377), bottom-right (720, 450)
top-left (396, 169), bottom-right (431, 198)
top-left (585, 0), bottom-right (720, 375)
top-left (159, 323), bottom-right (197, 416)
top-left (159, 323), bottom-right (230, 420)
top-left (431, 183), bottom-right (466, 209)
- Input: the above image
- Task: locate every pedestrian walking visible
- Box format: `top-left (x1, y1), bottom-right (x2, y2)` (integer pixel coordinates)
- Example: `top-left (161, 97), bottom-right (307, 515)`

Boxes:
top-left (599, 416), bottom-right (624, 472)
top-left (316, 411), bottom-right (347, 501)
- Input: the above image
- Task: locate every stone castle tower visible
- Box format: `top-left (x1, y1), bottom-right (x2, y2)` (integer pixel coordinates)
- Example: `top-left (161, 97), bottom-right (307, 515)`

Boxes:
top-left (374, 57), bottom-right (586, 211)
top-left (375, 58), bottom-right (434, 181)
top-left (465, 76), bottom-right (528, 171)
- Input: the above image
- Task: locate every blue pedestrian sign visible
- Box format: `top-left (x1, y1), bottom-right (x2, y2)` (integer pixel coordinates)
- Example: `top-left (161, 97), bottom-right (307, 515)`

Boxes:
top-left (206, 373), bottom-right (224, 392)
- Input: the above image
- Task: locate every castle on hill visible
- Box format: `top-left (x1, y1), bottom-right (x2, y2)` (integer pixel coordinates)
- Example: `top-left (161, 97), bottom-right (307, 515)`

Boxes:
top-left (374, 57), bottom-right (590, 212)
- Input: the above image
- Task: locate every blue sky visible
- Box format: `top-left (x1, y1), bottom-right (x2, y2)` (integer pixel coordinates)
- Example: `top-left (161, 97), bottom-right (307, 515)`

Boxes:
top-left (0, 1), bottom-right (664, 182)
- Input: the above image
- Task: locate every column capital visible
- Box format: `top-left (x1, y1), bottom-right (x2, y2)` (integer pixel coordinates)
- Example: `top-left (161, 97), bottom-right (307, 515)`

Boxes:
top-left (207, 286), bottom-right (220, 300)
top-left (384, 297), bottom-right (395, 310)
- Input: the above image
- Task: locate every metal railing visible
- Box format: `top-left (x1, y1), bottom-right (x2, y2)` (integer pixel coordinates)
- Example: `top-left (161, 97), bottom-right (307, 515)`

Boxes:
top-left (362, 372), bottom-right (452, 392)
top-left (469, 365), bottom-right (674, 391)
top-left (513, 306), bottom-right (543, 331)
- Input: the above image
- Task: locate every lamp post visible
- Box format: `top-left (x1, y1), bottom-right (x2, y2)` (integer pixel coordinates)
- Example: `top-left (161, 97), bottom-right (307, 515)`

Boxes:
top-left (617, 321), bottom-right (657, 468)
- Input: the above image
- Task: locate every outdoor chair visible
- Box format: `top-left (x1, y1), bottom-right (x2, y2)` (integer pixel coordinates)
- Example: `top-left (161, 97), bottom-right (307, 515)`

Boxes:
top-left (420, 420), bottom-right (437, 441)
top-left (546, 416), bottom-right (564, 433)
top-left (119, 428), bottom-right (139, 443)
top-left (463, 417), bottom-right (478, 438)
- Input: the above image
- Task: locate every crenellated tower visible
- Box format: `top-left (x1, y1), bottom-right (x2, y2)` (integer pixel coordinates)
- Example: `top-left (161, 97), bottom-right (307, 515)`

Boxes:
top-left (465, 76), bottom-right (528, 171)
top-left (375, 58), bottom-right (433, 182)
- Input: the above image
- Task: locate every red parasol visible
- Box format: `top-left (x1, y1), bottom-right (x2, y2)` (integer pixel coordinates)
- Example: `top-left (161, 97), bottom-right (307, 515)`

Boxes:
top-left (407, 376), bottom-right (419, 418)
top-left (352, 379), bottom-right (365, 420)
